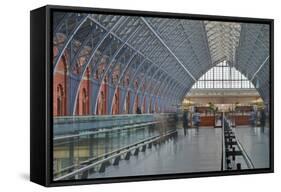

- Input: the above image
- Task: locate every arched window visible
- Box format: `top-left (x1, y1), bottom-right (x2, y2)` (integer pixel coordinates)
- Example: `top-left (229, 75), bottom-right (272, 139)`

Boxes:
top-left (97, 91), bottom-right (104, 115)
top-left (112, 93), bottom-right (119, 115)
top-left (82, 88), bottom-right (87, 115)
top-left (134, 81), bottom-right (138, 113)
top-left (101, 91), bottom-right (106, 115)
top-left (134, 96), bottom-right (138, 114)
top-left (96, 71), bottom-right (108, 115)
top-left (56, 84), bottom-right (64, 116)
top-left (75, 67), bottom-right (90, 116)
top-left (97, 89), bottom-right (107, 115)
top-left (100, 91), bottom-right (105, 114)
top-left (53, 54), bottom-right (67, 116)
top-left (125, 92), bottom-right (130, 114)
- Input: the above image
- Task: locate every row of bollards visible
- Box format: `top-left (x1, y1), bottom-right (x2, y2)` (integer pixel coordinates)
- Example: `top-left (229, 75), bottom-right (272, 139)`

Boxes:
top-left (224, 119), bottom-right (242, 170)
top-left (83, 131), bottom-right (178, 178)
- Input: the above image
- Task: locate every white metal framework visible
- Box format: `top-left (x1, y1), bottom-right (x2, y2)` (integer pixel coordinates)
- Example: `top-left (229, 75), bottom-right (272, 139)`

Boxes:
top-left (204, 21), bottom-right (241, 65)
top-left (53, 12), bottom-right (270, 115)
top-left (192, 61), bottom-right (255, 89)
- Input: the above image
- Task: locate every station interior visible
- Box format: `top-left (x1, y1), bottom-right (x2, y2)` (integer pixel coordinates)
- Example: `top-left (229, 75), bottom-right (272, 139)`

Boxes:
top-left (52, 12), bottom-right (270, 181)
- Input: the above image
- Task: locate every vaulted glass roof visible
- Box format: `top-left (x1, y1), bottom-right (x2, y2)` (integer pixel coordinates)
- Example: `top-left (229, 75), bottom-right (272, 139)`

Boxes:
top-left (204, 21), bottom-right (241, 65)
top-left (53, 12), bottom-right (270, 110)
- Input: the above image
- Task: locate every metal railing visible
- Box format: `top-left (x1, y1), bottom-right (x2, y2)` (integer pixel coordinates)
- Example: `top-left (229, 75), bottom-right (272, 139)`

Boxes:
top-left (54, 121), bottom-right (159, 141)
top-left (54, 131), bottom-right (159, 177)
top-left (53, 113), bottom-right (179, 180)
top-left (54, 130), bottom-right (177, 181)
top-left (54, 113), bottom-right (176, 136)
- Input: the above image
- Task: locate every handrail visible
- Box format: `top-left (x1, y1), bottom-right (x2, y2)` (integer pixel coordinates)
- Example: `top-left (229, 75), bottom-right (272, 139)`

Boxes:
top-left (54, 113), bottom-right (176, 122)
top-left (54, 130), bottom-right (177, 180)
top-left (53, 113), bottom-right (177, 136)
top-left (54, 121), bottom-right (159, 141)
top-left (54, 134), bottom-right (160, 175)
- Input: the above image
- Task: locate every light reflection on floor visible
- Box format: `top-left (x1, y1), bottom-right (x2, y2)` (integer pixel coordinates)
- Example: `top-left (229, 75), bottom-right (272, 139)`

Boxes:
top-left (89, 128), bottom-right (222, 178)
top-left (235, 126), bottom-right (270, 169)
top-left (87, 126), bottom-right (270, 178)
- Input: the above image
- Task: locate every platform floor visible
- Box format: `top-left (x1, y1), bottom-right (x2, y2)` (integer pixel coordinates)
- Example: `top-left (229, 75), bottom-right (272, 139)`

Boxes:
top-left (235, 126), bottom-right (270, 169)
top-left (89, 127), bottom-right (222, 178)
top-left (88, 126), bottom-right (270, 178)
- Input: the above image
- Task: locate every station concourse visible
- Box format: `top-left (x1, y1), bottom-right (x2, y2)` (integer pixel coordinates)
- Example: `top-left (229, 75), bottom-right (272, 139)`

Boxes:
top-left (52, 13), bottom-right (270, 180)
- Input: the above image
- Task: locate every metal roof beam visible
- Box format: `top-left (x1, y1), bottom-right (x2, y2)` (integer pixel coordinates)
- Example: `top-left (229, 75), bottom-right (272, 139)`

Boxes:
top-left (141, 17), bottom-right (197, 81)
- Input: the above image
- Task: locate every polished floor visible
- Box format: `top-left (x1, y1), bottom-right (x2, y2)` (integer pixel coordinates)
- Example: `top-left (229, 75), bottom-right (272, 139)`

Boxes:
top-left (88, 125), bottom-right (270, 178)
top-left (89, 127), bottom-right (222, 178)
top-left (235, 126), bottom-right (270, 169)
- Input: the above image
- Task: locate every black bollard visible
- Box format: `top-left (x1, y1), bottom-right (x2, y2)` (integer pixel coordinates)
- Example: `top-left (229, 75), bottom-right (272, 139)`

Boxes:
top-left (81, 170), bottom-right (89, 179)
top-left (134, 148), bottom-right (139, 156)
top-left (99, 162), bottom-right (107, 173)
top-left (226, 159), bottom-right (231, 169)
top-left (113, 156), bottom-right (121, 166)
top-left (227, 159), bottom-right (231, 164)
top-left (141, 145), bottom-right (146, 152)
top-left (124, 151), bottom-right (131, 160)
top-left (237, 163), bottom-right (241, 170)
top-left (88, 168), bottom-right (95, 174)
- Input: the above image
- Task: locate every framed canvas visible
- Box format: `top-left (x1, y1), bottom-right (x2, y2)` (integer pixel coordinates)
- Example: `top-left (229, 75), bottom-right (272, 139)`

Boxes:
top-left (30, 5), bottom-right (274, 187)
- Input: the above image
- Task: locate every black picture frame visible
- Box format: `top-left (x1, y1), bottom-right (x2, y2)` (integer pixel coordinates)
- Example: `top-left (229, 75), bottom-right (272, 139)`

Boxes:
top-left (30, 5), bottom-right (274, 187)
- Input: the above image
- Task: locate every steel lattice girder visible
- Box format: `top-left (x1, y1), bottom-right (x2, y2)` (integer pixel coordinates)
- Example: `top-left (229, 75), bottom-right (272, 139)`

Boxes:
top-left (204, 21), bottom-right (241, 66)
top-left (235, 23), bottom-right (270, 102)
top-left (53, 13), bottom-right (270, 114)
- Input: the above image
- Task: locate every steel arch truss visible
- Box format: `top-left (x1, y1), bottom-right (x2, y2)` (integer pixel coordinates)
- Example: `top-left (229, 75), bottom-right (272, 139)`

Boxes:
top-left (204, 21), bottom-right (241, 66)
top-left (235, 23), bottom-right (270, 103)
top-left (53, 12), bottom-right (270, 115)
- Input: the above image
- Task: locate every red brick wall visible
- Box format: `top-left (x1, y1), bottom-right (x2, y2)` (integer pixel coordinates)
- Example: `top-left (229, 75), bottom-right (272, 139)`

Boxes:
top-left (53, 47), bottom-right (67, 116)
top-left (52, 48), bottom-right (165, 116)
top-left (97, 82), bottom-right (107, 115)
top-left (134, 94), bottom-right (139, 114)
top-left (75, 68), bottom-right (90, 115)
top-left (126, 91), bottom-right (130, 114)
top-left (112, 88), bottom-right (119, 115)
